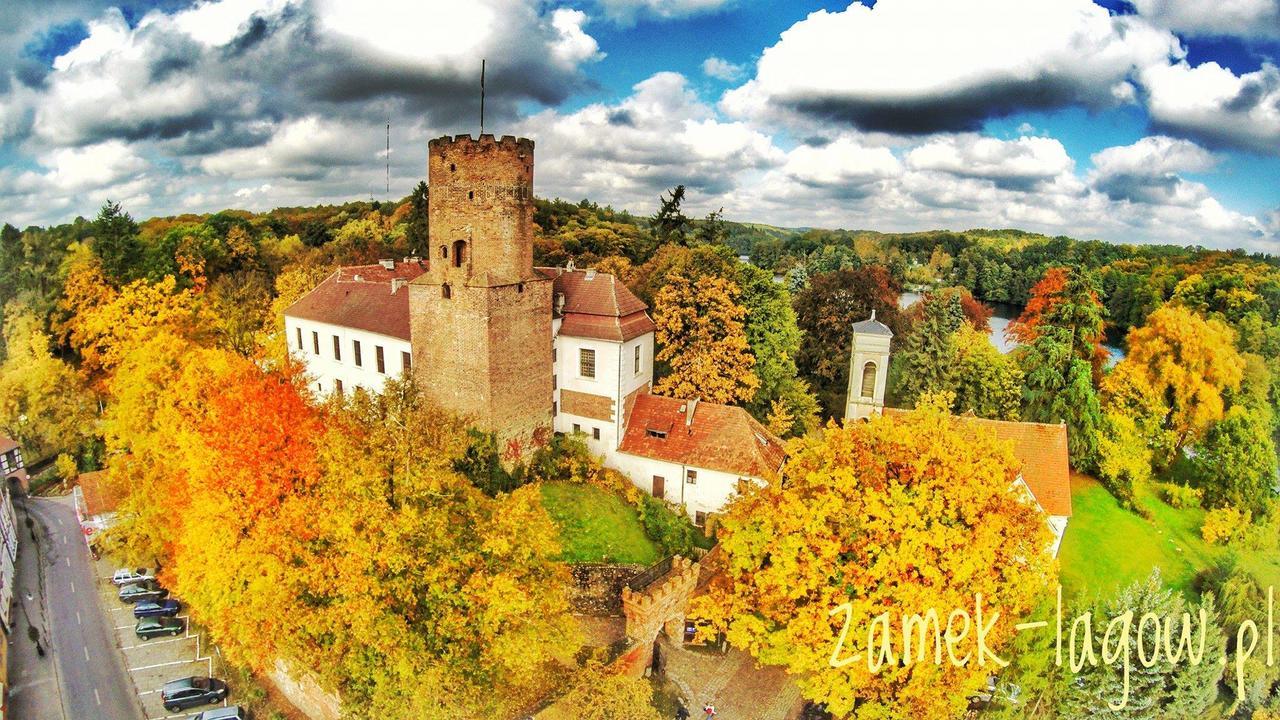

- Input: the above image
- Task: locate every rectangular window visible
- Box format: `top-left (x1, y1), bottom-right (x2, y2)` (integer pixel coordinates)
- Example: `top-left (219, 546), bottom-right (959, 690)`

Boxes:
top-left (312, 331), bottom-right (319, 355)
top-left (296, 327), bottom-right (302, 350)
top-left (573, 423), bottom-right (581, 434)
top-left (333, 335), bottom-right (341, 361)
top-left (634, 345), bottom-right (641, 374)
top-left (335, 379), bottom-right (344, 397)
top-left (353, 340), bottom-right (362, 367)
top-left (686, 469), bottom-right (698, 484)
top-left (579, 348), bottom-right (596, 378)
top-left (552, 401), bottom-right (557, 416)
top-left (695, 511), bottom-right (707, 527)
top-left (592, 427), bottom-right (600, 440)
top-left (376, 346), bottom-right (385, 374)
top-left (552, 375), bottom-right (557, 390)
top-left (402, 351), bottom-right (411, 374)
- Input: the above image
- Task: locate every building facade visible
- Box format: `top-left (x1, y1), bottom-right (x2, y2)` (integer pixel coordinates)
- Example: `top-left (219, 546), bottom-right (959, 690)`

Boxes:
top-left (0, 438), bottom-right (26, 491)
top-left (285, 134), bottom-right (785, 521)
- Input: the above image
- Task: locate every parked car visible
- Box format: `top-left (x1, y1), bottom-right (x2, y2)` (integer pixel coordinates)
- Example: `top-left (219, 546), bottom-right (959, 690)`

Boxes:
top-left (112, 567), bottom-right (154, 586)
top-left (161, 676), bottom-right (228, 713)
top-left (190, 706), bottom-right (246, 720)
top-left (134, 598), bottom-right (181, 618)
top-left (118, 580), bottom-right (168, 604)
top-left (136, 616), bottom-right (184, 640)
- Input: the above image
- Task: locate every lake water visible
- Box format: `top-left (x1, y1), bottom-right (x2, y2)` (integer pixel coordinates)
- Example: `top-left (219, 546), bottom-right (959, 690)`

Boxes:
top-left (898, 291), bottom-right (1124, 363)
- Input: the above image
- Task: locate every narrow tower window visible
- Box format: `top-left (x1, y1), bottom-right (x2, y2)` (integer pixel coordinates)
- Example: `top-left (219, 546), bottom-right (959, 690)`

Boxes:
top-left (452, 240), bottom-right (466, 268)
top-left (861, 361), bottom-right (878, 399)
top-left (441, 245), bottom-right (448, 260)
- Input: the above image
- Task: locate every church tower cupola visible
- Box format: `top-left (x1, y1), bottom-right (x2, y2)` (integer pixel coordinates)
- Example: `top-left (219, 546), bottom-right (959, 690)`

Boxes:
top-left (845, 310), bottom-right (893, 422)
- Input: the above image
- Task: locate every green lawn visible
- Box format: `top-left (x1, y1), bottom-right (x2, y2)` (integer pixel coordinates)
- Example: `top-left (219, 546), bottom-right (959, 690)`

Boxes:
top-left (1060, 473), bottom-right (1218, 599)
top-left (1059, 474), bottom-right (1280, 600)
top-left (540, 481), bottom-right (661, 564)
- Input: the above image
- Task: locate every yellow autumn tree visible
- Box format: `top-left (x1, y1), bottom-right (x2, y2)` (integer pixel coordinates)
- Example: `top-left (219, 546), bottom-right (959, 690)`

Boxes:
top-left (691, 407), bottom-right (1054, 719)
top-left (1104, 304), bottom-right (1244, 462)
top-left (0, 304), bottom-right (95, 460)
top-left (653, 273), bottom-right (758, 404)
top-left (71, 275), bottom-right (210, 389)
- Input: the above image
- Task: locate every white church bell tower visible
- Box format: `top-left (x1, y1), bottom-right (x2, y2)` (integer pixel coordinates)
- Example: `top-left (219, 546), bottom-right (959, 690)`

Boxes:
top-left (845, 311), bottom-right (893, 422)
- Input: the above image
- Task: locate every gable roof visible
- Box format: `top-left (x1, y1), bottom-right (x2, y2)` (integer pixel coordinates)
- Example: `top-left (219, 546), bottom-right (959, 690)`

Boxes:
top-left (538, 266), bottom-right (656, 342)
top-left (884, 408), bottom-right (1072, 516)
top-left (618, 394), bottom-right (786, 478)
top-left (284, 261), bottom-right (427, 341)
top-left (0, 436), bottom-right (17, 455)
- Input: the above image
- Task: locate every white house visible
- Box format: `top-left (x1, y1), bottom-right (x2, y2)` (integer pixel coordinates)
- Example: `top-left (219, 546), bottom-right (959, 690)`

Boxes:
top-left (284, 260), bottom-right (422, 398)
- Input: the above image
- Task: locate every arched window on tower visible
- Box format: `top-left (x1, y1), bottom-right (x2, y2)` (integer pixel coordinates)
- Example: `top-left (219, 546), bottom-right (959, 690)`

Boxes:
top-left (440, 245), bottom-right (448, 260)
top-left (452, 240), bottom-right (466, 268)
top-left (860, 361), bottom-right (877, 399)
top-left (442, 283), bottom-right (451, 299)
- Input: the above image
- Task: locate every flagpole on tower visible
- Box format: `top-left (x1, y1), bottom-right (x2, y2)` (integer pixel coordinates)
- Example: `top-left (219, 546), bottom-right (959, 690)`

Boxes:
top-left (480, 58), bottom-right (486, 136)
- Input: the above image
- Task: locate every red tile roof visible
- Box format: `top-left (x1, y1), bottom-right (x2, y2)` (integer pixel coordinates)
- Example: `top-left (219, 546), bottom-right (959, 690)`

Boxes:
top-left (539, 267), bottom-right (656, 342)
top-left (0, 436), bottom-right (17, 455)
top-left (619, 394), bottom-right (786, 479)
top-left (884, 408), bottom-right (1072, 517)
top-left (78, 470), bottom-right (124, 517)
top-left (284, 261), bottom-right (427, 341)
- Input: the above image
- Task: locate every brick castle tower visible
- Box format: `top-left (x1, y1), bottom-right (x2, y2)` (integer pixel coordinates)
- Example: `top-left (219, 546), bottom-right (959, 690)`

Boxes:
top-left (408, 134), bottom-right (553, 452)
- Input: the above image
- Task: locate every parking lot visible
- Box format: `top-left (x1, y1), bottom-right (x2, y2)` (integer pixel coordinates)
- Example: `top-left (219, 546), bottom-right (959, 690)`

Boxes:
top-left (93, 558), bottom-right (232, 719)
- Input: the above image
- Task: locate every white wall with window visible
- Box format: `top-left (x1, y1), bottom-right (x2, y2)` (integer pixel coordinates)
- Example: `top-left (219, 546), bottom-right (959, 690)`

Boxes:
top-left (551, 327), bottom-right (654, 456)
top-left (283, 316), bottom-right (412, 398)
top-left (607, 451), bottom-right (759, 523)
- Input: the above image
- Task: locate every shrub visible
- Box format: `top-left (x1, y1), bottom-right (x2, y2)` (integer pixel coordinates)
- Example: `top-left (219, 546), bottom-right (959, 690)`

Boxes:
top-left (1159, 483), bottom-right (1203, 509)
top-left (1202, 506), bottom-right (1250, 545)
top-left (637, 494), bottom-right (696, 557)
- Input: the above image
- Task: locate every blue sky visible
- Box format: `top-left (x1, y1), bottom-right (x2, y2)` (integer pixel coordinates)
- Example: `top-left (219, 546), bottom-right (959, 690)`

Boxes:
top-left (1, 0), bottom-right (1277, 252)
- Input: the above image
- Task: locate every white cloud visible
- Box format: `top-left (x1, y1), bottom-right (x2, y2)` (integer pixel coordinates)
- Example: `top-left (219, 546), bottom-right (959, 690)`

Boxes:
top-left (595, 0), bottom-right (731, 25)
top-left (905, 134), bottom-right (1074, 189)
top-left (702, 56), bottom-right (745, 82)
top-left (1131, 0), bottom-right (1280, 39)
top-left (722, 0), bottom-right (1181, 133)
top-left (1141, 61), bottom-right (1280, 154)
top-left (519, 71), bottom-right (782, 210)
top-left (1090, 135), bottom-right (1218, 177)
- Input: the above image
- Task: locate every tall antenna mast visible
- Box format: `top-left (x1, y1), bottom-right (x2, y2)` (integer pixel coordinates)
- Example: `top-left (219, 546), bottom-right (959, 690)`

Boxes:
top-left (480, 58), bottom-right (486, 136)
top-left (386, 117), bottom-right (390, 196)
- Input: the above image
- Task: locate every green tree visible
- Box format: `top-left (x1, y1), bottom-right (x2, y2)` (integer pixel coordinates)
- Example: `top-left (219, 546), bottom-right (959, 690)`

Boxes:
top-left (91, 201), bottom-right (143, 285)
top-left (1019, 327), bottom-right (1103, 470)
top-left (651, 185), bottom-right (690, 246)
top-left (950, 325), bottom-right (1023, 420)
top-left (405, 181), bottom-right (429, 254)
top-left (1060, 571), bottom-right (1224, 720)
top-left (890, 290), bottom-right (963, 407)
top-left (1191, 405), bottom-right (1277, 515)
top-left (737, 263), bottom-right (818, 435)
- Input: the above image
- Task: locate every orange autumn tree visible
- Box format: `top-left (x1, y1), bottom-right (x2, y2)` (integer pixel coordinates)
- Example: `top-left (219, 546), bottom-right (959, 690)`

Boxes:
top-left (168, 356), bottom-right (324, 670)
top-left (653, 272), bottom-right (758, 404)
top-left (692, 405), bottom-right (1053, 719)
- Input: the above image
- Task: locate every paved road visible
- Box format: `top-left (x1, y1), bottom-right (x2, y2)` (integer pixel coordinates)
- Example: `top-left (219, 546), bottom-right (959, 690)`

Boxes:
top-left (17, 495), bottom-right (143, 720)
